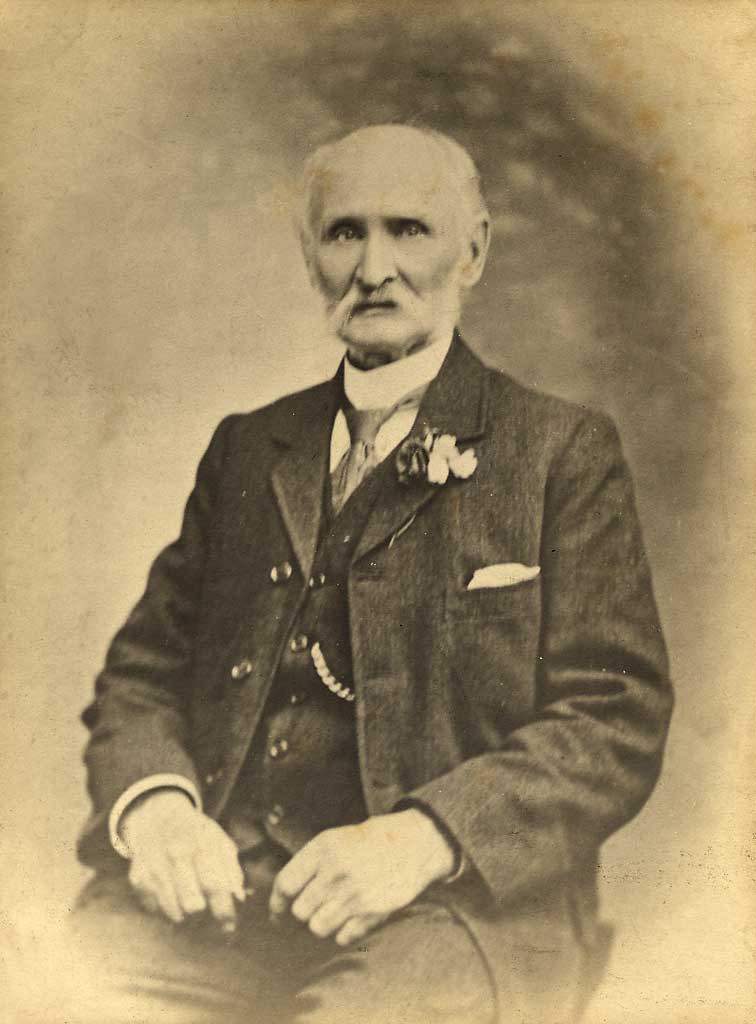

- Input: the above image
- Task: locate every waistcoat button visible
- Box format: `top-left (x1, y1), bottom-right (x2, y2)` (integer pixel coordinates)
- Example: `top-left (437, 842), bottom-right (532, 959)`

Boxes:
top-left (270, 561), bottom-right (293, 583)
top-left (230, 659), bottom-right (253, 681)
top-left (289, 633), bottom-right (309, 653)
top-left (308, 572), bottom-right (327, 589)
top-left (266, 804), bottom-right (285, 827)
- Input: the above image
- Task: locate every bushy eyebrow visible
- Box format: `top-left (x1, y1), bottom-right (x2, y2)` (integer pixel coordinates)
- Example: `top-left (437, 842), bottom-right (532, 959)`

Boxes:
top-left (386, 217), bottom-right (431, 234)
top-left (321, 216), bottom-right (364, 239)
top-left (321, 215), bottom-right (431, 239)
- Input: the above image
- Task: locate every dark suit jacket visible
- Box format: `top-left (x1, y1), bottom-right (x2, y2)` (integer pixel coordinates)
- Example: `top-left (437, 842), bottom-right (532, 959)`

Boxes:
top-left (79, 337), bottom-right (672, 1022)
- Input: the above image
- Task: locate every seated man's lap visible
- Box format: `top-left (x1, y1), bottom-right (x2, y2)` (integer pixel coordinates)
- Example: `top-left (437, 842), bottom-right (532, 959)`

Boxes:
top-left (296, 900), bottom-right (495, 1024)
top-left (71, 874), bottom-right (274, 1023)
top-left (70, 875), bottom-right (494, 1024)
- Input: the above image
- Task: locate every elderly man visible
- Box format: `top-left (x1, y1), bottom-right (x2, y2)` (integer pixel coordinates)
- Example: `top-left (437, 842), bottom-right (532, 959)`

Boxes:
top-left (75, 125), bottom-right (672, 1024)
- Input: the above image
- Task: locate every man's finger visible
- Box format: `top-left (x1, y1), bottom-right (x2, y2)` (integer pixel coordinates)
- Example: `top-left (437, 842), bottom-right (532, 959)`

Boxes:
top-left (194, 841), bottom-right (244, 900)
top-left (223, 853), bottom-right (246, 903)
top-left (130, 860), bottom-right (184, 924)
top-left (193, 850), bottom-right (241, 930)
top-left (172, 860), bottom-right (207, 917)
top-left (334, 914), bottom-right (380, 948)
top-left (207, 888), bottom-right (237, 933)
top-left (269, 845), bottom-right (319, 917)
top-left (150, 867), bottom-right (185, 924)
top-left (307, 899), bottom-right (351, 939)
top-left (290, 878), bottom-right (333, 924)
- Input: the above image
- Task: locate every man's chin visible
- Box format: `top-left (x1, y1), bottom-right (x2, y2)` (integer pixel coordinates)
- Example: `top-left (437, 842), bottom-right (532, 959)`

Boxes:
top-left (338, 320), bottom-right (423, 359)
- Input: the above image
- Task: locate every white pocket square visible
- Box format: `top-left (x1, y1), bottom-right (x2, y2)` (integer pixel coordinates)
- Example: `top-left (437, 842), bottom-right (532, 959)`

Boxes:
top-left (466, 563), bottom-right (541, 590)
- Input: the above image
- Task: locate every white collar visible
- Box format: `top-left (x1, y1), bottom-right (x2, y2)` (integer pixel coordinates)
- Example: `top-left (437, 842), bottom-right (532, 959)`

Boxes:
top-left (342, 333), bottom-right (454, 411)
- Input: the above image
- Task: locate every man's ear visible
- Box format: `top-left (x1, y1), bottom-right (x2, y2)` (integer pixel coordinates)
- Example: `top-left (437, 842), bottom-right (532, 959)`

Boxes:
top-left (459, 216), bottom-right (491, 288)
top-left (299, 227), bottom-right (321, 290)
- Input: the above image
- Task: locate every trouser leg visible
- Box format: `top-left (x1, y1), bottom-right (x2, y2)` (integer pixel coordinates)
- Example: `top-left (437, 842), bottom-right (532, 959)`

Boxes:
top-left (68, 872), bottom-right (321, 1024)
top-left (70, 875), bottom-right (495, 1024)
top-left (294, 899), bottom-right (496, 1024)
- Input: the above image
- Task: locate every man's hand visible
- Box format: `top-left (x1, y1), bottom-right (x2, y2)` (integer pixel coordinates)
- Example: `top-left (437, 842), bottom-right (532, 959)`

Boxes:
top-left (121, 790), bottom-right (245, 932)
top-left (268, 809), bottom-right (456, 946)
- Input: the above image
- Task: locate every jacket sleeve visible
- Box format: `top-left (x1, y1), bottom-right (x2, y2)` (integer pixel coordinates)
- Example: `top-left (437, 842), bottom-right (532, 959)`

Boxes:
top-left (404, 412), bottom-right (673, 908)
top-left (77, 416), bottom-right (234, 870)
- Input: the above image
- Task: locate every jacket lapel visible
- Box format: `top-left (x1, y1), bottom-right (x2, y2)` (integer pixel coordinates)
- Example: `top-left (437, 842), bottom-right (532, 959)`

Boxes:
top-left (270, 374), bottom-right (341, 581)
top-left (354, 335), bottom-right (489, 563)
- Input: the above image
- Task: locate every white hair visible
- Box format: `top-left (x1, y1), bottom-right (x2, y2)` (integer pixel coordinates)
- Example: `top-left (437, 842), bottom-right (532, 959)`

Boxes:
top-left (298, 124), bottom-right (489, 251)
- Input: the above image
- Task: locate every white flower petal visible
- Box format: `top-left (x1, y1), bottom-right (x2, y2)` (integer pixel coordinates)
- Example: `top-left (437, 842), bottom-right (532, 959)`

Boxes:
top-left (434, 434), bottom-right (458, 457)
top-left (449, 448), bottom-right (477, 479)
top-left (427, 450), bottom-right (450, 484)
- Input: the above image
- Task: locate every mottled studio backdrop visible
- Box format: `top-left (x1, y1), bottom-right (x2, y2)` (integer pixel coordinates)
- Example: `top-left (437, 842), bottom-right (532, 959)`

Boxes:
top-left (3, 2), bottom-right (754, 1022)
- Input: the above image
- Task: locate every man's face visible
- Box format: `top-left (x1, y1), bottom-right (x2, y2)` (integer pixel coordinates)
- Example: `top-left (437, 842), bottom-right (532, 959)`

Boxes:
top-left (304, 130), bottom-right (486, 360)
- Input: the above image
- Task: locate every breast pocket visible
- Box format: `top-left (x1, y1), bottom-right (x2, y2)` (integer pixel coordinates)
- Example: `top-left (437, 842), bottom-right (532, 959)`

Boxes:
top-left (445, 577), bottom-right (542, 723)
top-left (446, 575), bottom-right (542, 622)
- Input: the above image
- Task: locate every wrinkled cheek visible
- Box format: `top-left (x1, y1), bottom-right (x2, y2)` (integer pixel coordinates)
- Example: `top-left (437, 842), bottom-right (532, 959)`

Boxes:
top-left (314, 257), bottom-right (355, 301)
top-left (403, 248), bottom-right (463, 293)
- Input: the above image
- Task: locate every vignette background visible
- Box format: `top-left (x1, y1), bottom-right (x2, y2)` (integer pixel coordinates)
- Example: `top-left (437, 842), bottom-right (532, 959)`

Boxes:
top-left (2, 2), bottom-right (754, 1021)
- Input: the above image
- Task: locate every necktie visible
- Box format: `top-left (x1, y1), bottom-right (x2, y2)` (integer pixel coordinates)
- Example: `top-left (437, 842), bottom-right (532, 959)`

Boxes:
top-left (330, 384), bottom-right (426, 514)
top-left (330, 406), bottom-right (387, 514)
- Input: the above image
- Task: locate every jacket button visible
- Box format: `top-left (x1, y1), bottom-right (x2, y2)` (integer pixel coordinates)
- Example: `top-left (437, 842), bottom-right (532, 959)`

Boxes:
top-left (230, 658), bottom-right (253, 681)
top-left (204, 768), bottom-right (223, 786)
top-left (308, 572), bottom-right (327, 589)
top-left (289, 633), bottom-right (309, 653)
top-left (269, 739), bottom-right (289, 760)
top-left (270, 561), bottom-right (293, 583)
top-left (266, 804), bottom-right (285, 827)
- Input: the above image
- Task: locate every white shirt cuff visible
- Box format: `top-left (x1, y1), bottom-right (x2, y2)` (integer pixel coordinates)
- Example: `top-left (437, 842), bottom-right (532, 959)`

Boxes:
top-left (108, 774), bottom-right (202, 859)
top-left (445, 851), bottom-right (469, 885)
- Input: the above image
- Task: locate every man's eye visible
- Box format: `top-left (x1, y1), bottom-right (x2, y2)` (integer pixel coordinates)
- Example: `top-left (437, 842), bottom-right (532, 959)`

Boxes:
top-left (327, 225), bottom-right (360, 242)
top-left (395, 221), bottom-right (428, 238)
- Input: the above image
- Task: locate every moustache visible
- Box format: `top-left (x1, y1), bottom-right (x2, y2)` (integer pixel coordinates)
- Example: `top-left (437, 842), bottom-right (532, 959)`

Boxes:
top-left (327, 287), bottom-right (410, 334)
top-left (351, 299), bottom-right (397, 314)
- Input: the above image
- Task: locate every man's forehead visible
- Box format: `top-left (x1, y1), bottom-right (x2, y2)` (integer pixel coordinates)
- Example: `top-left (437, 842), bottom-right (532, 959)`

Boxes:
top-left (312, 130), bottom-right (463, 222)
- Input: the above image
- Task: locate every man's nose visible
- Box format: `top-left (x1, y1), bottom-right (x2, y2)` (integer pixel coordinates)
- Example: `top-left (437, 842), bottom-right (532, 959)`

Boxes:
top-left (356, 234), bottom-right (397, 290)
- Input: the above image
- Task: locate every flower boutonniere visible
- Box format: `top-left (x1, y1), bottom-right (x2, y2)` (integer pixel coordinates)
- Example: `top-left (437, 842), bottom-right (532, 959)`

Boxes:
top-left (396, 429), bottom-right (477, 486)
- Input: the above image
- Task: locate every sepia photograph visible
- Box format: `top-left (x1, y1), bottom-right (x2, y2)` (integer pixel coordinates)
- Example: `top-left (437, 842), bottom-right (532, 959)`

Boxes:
top-left (2, 2), bottom-right (754, 1022)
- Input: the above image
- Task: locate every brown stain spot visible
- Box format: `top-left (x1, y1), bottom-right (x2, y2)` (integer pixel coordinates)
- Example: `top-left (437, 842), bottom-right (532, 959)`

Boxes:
top-left (585, 28), bottom-right (738, 256)
top-left (636, 105), bottom-right (664, 134)
top-left (653, 153), bottom-right (677, 176)
top-left (734, 24), bottom-right (756, 47)
top-left (713, 221), bottom-right (746, 249)
top-left (698, 210), bottom-right (746, 250)
top-left (591, 32), bottom-right (629, 56)
top-left (605, 56), bottom-right (629, 81)
top-left (678, 175), bottom-right (706, 202)
top-left (651, 153), bottom-right (723, 245)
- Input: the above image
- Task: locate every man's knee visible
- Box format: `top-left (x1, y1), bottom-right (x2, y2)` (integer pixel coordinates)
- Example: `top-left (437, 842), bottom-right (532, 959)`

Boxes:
top-left (69, 873), bottom-right (261, 1023)
top-left (294, 901), bottom-right (495, 1024)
